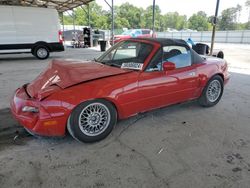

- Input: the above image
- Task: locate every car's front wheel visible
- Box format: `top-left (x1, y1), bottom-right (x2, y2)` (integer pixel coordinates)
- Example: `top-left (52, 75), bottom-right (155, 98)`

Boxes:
top-left (199, 75), bottom-right (224, 107)
top-left (67, 99), bottom-right (117, 143)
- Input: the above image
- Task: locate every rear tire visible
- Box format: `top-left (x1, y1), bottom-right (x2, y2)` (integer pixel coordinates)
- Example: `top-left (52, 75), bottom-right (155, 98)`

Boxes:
top-left (199, 75), bottom-right (224, 107)
top-left (67, 99), bottom-right (117, 143)
top-left (34, 45), bottom-right (50, 60)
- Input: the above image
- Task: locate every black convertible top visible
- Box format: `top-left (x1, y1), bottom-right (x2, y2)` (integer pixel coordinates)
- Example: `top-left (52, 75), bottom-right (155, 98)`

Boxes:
top-left (134, 38), bottom-right (204, 64)
top-left (134, 38), bottom-right (189, 47)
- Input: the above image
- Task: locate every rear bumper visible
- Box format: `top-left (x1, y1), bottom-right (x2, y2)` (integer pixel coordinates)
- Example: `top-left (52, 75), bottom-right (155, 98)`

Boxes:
top-left (10, 86), bottom-right (67, 136)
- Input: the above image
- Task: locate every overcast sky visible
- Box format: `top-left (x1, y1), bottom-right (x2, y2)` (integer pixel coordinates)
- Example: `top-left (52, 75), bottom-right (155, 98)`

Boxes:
top-left (95, 0), bottom-right (249, 22)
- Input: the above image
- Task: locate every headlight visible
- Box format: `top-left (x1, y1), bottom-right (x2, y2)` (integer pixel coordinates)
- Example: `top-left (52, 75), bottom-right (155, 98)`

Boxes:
top-left (22, 106), bottom-right (39, 113)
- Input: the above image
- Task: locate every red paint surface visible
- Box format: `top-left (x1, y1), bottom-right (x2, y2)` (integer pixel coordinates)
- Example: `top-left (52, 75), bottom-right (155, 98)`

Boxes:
top-left (10, 39), bottom-right (230, 136)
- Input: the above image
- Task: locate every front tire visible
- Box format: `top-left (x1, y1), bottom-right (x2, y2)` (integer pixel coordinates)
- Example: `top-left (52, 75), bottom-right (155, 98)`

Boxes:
top-left (34, 45), bottom-right (50, 60)
top-left (199, 75), bottom-right (224, 107)
top-left (67, 99), bottom-right (117, 143)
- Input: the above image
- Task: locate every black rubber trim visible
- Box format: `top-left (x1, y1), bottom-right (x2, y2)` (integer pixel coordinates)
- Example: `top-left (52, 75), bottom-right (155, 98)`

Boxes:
top-left (0, 42), bottom-right (64, 52)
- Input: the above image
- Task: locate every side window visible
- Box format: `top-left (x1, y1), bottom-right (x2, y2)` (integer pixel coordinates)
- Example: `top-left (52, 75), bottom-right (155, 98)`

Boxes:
top-left (146, 45), bottom-right (192, 72)
top-left (163, 46), bottom-right (191, 68)
top-left (134, 30), bottom-right (141, 37)
top-left (142, 30), bottom-right (151, 34)
top-left (146, 49), bottom-right (163, 72)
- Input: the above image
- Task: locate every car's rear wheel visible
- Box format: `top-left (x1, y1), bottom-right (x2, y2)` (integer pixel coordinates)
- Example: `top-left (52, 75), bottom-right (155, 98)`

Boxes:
top-left (199, 75), bottom-right (224, 107)
top-left (34, 45), bottom-right (50, 60)
top-left (67, 99), bottom-right (117, 143)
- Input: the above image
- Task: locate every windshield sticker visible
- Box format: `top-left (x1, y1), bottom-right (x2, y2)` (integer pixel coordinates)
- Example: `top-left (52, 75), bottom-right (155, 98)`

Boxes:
top-left (121, 62), bottom-right (143, 70)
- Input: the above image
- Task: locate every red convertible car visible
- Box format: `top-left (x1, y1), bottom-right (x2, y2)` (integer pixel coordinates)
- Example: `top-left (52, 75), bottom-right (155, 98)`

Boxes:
top-left (10, 38), bottom-right (230, 143)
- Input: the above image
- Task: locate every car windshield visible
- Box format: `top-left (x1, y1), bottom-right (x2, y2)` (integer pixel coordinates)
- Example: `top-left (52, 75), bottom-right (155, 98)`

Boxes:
top-left (121, 29), bottom-right (142, 36)
top-left (96, 41), bottom-right (153, 70)
top-left (121, 29), bottom-right (135, 35)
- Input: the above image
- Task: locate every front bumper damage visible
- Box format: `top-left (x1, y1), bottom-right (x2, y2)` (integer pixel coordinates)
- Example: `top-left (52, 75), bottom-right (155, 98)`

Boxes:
top-left (10, 85), bottom-right (67, 136)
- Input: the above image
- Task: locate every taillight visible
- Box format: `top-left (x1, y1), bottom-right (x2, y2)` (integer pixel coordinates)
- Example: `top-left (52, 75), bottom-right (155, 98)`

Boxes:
top-left (59, 30), bottom-right (63, 44)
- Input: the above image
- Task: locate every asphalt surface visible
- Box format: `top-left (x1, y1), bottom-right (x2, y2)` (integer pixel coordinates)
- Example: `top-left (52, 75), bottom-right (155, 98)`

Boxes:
top-left (0, 44), bottom-right (250, 188)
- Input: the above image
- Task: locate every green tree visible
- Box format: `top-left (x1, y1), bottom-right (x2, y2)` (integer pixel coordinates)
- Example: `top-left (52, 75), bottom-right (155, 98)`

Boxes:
top-left (62, 2), bottom-right (109, 29)
top-left (116, 3), bottom-right (143, 29)
top-left (162, 12), bottom-right (187, 30)
top-left (244, 21), bottom-right (250, 29)
top-left (188, 11), bottom-right (209, 31)
top-left (143, 5), bottom-right (162, 31)
top-left (61, 2), bottom-right (248, 32)
top-left (61, 13), bottom-right (73, 25)
top-left (218, 5), bottom-right (242, 30)
top-left (246, 0), bottom-right (250, 22)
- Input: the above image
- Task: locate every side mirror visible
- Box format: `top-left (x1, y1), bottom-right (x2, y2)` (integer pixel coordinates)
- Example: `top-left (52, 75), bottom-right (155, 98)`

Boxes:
top-left (163, 62), bottom-right (176, 71)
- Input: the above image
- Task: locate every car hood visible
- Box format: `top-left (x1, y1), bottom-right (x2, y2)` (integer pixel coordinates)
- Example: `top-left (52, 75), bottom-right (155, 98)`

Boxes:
top-left (26, 59), bottom-right (132, 99)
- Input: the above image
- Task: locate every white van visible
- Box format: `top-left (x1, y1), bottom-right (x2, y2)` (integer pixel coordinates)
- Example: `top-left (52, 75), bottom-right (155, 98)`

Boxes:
top-left (0, 6), bottom-right (64, 59)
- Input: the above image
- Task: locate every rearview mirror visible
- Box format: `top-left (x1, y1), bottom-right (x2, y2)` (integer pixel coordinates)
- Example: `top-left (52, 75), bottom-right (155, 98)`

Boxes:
top-left (163, 62), bottom-right (176, 71)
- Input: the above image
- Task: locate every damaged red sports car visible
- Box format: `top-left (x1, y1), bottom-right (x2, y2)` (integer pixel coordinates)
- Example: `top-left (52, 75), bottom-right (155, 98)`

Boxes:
top-left (10, 38), bottom-right (230, 142)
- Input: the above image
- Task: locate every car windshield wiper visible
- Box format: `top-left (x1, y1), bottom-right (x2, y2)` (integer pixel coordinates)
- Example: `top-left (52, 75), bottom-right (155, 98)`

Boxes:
top-left (106, 62), bottom-right (121, 67)
top-left (93, 58), bottom-right (101, 63)
top-left (94, 59), bottom-right (121, 68)
top-left (93, 58), bottom-right (107, 65)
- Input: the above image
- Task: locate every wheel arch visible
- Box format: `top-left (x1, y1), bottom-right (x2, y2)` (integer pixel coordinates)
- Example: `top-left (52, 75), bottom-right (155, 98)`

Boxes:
top-left (32, 41), bottom-right (51, 52)
top-left (212, 73), bottom-right (224, 82)
top-left (100, 97), bottom-right (123, 119)
top-left (201, 72), bottom-right (224, 88)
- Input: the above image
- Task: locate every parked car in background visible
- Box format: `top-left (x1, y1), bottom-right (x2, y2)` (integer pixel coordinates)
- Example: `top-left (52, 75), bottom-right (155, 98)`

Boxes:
top-left (10, 38), bottom-right (230, 143)
top-left (166, 28), bottom-right (179, 32)
top-left (110, 29), bottom-right (156, 44)
top-left (0, 6), bottom-right (64, 59)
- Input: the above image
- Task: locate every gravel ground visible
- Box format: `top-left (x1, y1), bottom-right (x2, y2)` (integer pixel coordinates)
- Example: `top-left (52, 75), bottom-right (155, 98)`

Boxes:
top-left (0, 44), bottom-right (250, 188)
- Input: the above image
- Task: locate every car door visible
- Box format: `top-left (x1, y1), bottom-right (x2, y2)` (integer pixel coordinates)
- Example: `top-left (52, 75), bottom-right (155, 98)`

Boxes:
top-left (160, 45), bottom-right (200, 103)
top-left (161, 65), bottom-right (199, 105)
top-left (137, 71), bottom-right (177, 113)
top-left (136, 45), bottom-right (199, 113)
top-left (136, 49), bottom-right (175, 112)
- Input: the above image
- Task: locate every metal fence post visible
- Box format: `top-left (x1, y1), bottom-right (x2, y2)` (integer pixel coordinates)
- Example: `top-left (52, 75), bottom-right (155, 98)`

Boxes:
top-left (226, 30), bottom-right (229, 43)
top-left (241, 30), bottom-right (245, 44)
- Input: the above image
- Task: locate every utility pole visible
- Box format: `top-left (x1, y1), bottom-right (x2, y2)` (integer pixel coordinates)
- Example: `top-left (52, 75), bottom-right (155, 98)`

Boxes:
top-left (111, 0), bottom-right (114, 45)
top-left (210, 0), bottom-right (220, 55)
top-left (152, 0), bottom-right (156, 36)
top-left (104, 0), bottom-right (114, 45)
top-left (88, 4), bottom-right (90, 27)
